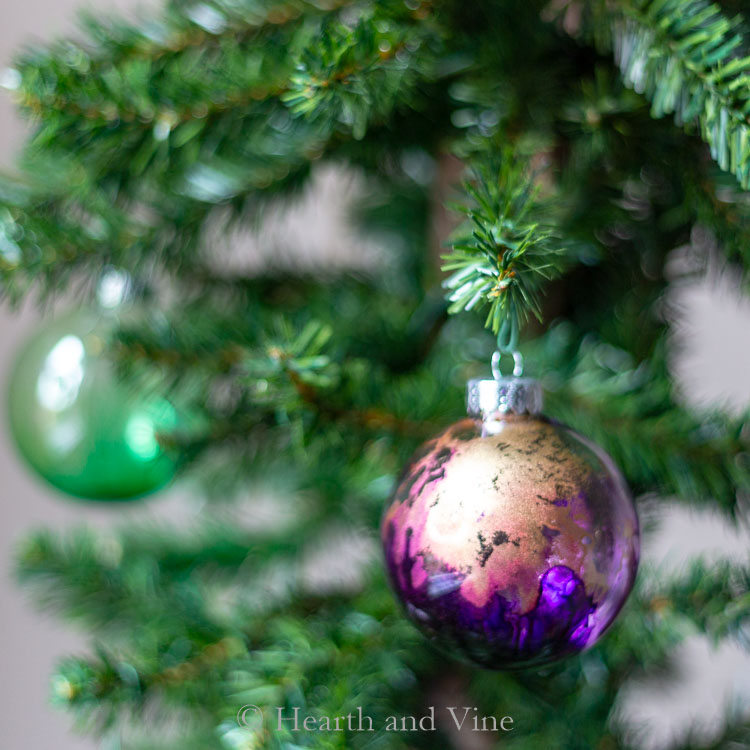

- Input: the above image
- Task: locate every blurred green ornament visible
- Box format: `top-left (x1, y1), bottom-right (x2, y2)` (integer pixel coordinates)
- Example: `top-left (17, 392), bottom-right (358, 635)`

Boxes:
top-left (7, 306), bottom-right (179, 501)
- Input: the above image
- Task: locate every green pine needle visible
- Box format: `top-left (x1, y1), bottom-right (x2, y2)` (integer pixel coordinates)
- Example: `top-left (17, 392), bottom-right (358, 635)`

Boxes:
top-left (442, 153), bottom-right (568, 343)
top-left (610, 0), bottom-right (750, 188)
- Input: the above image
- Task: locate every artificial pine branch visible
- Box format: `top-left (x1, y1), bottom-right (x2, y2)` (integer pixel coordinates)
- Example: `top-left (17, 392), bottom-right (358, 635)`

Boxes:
top-left (606, 0), bottom-right (750, 188)
top-left (39, 568), bottom-right (427, 748)
top-left (17, 0), bottom-right (351, 118)
top-left (10, 1), bottom-right (441, 177)
top-left (0, 1), bottom-right (445, 301)
top-left (650, 558), bottom-right (750, 642)
top-left (442, 151), bottom-right (570, 344)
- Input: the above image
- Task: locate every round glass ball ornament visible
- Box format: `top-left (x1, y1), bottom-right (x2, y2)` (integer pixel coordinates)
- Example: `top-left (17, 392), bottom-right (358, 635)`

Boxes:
top-left (7, 308), bottom-right (179, 501)
top-left (381, 373), bottom-right (639, 669)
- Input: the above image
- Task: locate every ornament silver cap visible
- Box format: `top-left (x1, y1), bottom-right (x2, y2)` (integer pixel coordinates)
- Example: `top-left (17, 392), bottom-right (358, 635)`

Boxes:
top-left (466, 376), bottom-right (543, 418)
top-left (466, 351), bottom-right (543, 419)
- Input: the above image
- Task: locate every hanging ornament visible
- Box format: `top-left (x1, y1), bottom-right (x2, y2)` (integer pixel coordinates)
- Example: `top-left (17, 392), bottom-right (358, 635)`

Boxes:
top-left (381, 351), bottom-right (639, 670)
top-left (7, 273), bottom-right (179, 501)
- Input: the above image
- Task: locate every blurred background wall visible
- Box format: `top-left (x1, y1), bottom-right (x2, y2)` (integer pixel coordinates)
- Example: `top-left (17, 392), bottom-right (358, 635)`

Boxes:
top-left (2, 3), bottom-right (750, 749)
top-left (0, 4), bottom-right (154, 749)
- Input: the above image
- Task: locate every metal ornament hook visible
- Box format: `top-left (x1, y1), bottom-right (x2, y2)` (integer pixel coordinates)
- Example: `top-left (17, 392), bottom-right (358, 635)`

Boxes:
top-left (491, 350), bottom-right (524, 380)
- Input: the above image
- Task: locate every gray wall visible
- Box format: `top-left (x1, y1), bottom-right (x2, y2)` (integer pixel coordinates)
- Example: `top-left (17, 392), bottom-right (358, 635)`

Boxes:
top-left (0, 4), bottom-right (152, 749)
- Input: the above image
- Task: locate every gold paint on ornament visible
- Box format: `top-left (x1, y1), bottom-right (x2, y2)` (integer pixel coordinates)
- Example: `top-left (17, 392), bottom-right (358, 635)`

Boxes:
top-left (383, 416), bottom-right (636, 615)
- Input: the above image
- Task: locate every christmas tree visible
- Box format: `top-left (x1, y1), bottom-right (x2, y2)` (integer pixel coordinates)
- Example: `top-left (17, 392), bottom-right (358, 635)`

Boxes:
top-left (3, 0), bottom-right (750, 747)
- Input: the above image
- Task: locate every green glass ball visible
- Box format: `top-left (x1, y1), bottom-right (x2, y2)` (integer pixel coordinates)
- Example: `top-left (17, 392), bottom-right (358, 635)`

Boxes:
top-left (7, 309), bottom-right (178, 501)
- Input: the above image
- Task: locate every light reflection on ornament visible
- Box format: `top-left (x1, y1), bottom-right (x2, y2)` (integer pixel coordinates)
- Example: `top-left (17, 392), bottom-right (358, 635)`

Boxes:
top-left (125, 400), bottom-right (177, 461)
top-left (47, 416), bottom-right (84, 456)
top-left (36, 335), bottom-right (86, 412)
top-left (125, 414), bottom-right (160, 460)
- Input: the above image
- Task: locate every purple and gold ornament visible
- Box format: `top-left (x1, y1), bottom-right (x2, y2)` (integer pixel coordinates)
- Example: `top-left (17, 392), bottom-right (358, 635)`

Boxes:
top-left (381, 363), bottom-right (639, 669)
